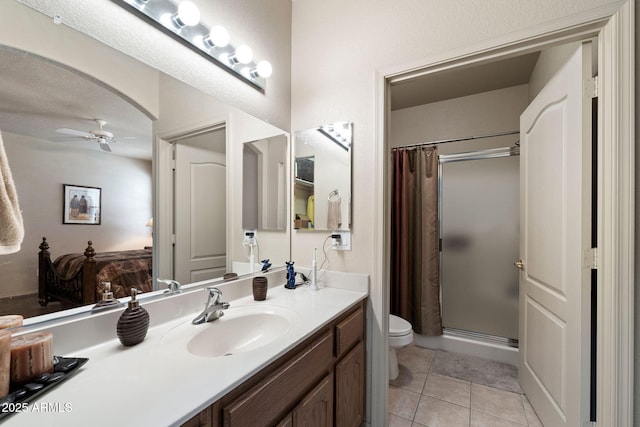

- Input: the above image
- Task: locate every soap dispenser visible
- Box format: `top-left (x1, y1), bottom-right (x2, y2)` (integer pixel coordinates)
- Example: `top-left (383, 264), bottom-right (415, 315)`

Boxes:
top-left (92, 282), bottom-right (122, 311)
top-left (116, 288), bottom-right (149, 347)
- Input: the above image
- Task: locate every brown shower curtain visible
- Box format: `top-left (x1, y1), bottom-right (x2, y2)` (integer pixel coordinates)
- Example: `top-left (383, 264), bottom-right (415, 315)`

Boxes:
top-left (390, 146), bottom-right (442, 335)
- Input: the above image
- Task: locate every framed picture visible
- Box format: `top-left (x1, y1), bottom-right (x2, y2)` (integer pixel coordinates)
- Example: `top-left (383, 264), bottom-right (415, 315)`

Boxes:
top-left (63, 184), bottom-right (101, 225)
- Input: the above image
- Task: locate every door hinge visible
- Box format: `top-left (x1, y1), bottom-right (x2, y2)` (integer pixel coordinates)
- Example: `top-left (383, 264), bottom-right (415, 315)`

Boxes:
top-left (585, 76), bottom-right (597, 98)
top-left (171, 234), bottom-right (176, 245)
top-left (584, 247), bottom-right (598, 269)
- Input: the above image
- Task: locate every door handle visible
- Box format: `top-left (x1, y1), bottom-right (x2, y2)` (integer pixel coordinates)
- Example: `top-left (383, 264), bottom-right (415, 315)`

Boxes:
top-left (514, 260), bottom-right (525, 270)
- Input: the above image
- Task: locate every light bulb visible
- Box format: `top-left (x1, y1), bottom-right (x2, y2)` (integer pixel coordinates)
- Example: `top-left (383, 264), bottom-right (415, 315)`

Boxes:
top-left (203, 25), bottom-right (229, 48)
top-left (172, 1), bottom-right (200, 28)
top-left (256, 60), bottom-right (273, 78)
top-left (232, 45), bottom-right (253, 64)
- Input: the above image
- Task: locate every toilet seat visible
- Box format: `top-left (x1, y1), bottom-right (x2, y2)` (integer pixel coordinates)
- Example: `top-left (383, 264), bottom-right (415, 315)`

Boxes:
top-left (389, 314), bottom-right (412, 337)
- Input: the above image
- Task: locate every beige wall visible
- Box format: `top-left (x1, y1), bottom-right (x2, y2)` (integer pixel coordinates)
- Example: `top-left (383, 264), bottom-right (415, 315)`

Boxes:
top-left (390, 85), bottom-right (528, 153)
top-left (2, 132), bottom-right (152, 298)
top-left (291, 0), bottom-right (633, 424)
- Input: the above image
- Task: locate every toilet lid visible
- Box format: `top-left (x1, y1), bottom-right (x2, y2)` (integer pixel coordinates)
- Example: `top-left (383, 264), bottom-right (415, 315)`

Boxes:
top-left (389, 315), bottom-right (412, 336)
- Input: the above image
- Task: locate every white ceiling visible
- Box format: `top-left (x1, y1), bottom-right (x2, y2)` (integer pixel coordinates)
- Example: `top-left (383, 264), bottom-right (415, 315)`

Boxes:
top-left (0, 48), bottom-right (153, 160)
top-left (390, 52), bottom-right (540, 111)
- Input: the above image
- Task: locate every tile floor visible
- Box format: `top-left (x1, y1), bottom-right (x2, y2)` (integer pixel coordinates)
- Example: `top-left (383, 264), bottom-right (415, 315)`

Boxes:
top-left (389, 344), bottom-right (543, 426)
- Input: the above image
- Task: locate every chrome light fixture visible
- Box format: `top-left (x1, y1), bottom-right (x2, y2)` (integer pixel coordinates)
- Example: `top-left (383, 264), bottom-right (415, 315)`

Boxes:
top-left (113, 0), bottom-right (272, 92)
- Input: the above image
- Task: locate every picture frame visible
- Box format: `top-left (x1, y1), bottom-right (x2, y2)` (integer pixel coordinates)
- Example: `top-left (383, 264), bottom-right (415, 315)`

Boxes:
top-left (63, 184), bottom-right (101, 225)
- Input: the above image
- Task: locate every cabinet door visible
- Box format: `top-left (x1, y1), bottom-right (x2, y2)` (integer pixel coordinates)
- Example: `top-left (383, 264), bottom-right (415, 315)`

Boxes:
top-left (182, 406), bottom-right (212, 427)
top-left (276, 413), bottom-right (293, 427)
top-left (293, 374), bottom-right (334, 427)
top-left (335, 341), bottom-right (365, 427)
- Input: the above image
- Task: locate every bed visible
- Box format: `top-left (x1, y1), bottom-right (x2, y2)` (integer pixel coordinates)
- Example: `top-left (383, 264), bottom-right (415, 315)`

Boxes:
top-left (38, 237), bottom-right (153, 306)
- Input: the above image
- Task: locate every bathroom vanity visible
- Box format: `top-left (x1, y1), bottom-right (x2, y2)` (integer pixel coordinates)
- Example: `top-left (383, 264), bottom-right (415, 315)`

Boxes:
top-left (2, 271), bottom-right (368, 427)
top-left (183, 299), bottom-right (365, 427)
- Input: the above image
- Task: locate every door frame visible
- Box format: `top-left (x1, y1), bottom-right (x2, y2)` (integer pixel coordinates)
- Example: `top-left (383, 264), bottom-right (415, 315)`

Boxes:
top-left (373, 2), bottom-right (634, 426)
top-left (154, 121), bottom-right (227, 284)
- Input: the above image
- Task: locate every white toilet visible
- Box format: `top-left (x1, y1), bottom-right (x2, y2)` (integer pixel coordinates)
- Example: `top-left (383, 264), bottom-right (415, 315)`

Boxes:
top-left (389, 314), bottom-right (414, 380)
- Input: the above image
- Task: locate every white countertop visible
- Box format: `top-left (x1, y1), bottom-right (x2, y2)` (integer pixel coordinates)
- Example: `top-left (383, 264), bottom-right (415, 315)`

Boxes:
top-left (3, 281), bottom-right (367, 427)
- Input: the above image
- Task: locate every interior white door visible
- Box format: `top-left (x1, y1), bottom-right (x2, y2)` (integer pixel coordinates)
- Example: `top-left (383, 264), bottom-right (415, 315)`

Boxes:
top-left (518, 42), bottom-right (593, 426)
top-left (174, 135), bottom-right (226, 284)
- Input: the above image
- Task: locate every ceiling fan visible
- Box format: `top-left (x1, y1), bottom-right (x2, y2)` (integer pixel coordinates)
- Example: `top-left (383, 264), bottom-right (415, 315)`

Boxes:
top-left (55, 119), bottom-right (115, 152)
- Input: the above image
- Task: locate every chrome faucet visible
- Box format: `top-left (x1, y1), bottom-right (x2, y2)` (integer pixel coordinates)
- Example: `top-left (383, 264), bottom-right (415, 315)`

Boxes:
top-left (192, 287), bottom-right (230, 325)
top-left (158, 279), bottom-right (182, 294)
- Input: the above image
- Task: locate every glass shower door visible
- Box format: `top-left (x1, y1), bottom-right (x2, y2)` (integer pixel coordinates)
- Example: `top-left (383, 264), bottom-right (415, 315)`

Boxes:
top-left (440, 149), bottom-right (519, 341)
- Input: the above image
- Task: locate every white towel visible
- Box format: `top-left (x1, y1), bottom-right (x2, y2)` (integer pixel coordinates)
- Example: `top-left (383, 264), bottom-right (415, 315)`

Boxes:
top-left (327, 198), bottom-right (341, 230)
top-left (0, 132), bottom-right (24, 254)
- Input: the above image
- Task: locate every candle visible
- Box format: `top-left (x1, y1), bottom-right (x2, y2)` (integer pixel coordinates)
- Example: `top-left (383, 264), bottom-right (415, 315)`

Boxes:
top-left (0, 315), bottom-right (23, 330)
top-left (10, 331), bottom-right (54, 384)
top-left (0, 330), bottom-right (10, 397)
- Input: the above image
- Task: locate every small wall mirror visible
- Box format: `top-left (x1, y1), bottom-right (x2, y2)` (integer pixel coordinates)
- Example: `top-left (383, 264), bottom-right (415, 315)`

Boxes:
top-left (293, 121), bottom-right (352, 231)
top-left (242, 134), bottom-right (288, 231)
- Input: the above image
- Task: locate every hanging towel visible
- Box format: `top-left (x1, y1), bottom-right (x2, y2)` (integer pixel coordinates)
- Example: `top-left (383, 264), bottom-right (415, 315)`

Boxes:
top-left (306, 195), bottom-right (314, 225)
top-left (327, 197), bottom-right (341, 230)
top-left (0, 131), bottom-right (24, 254)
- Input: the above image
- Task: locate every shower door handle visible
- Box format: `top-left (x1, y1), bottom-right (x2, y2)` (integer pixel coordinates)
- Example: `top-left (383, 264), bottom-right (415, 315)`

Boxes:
top-left (514, 260), bottom-right (525, 270)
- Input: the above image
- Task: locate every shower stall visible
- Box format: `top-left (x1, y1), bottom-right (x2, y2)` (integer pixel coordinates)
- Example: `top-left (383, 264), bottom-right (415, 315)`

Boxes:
top-left (439, 146), bottom-right (520, 346)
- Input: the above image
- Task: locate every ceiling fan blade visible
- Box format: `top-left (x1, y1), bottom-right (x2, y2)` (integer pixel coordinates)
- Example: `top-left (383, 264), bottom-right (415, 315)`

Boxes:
top-left (56, 128), bottom-right (93, 138)
top-left (99, 140), bottom-right (112, 152)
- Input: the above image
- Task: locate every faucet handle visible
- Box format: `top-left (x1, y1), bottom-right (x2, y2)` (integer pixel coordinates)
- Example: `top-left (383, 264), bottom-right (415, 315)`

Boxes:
top-left (206, 286), bottom-right (223, 304)
top-left (158, 279), bottom-right (182, 294)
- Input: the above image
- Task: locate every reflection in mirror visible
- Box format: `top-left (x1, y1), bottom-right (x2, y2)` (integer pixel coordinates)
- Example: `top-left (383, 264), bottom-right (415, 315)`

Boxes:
top-left (0, 46), bottom-right (154, 320)
top-left (294, 122), bottom-right (352, 231)
top-left (242, 135), bottom-right (288, 231)
top-left (171, 127), bottom-right (226, 285)
top-left (0, 2), bottom-right (290, 323)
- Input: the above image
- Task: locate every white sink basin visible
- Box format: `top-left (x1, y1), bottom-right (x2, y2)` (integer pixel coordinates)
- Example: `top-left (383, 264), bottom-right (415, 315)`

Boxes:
top-left (161, 305), bottom-right (300, 358)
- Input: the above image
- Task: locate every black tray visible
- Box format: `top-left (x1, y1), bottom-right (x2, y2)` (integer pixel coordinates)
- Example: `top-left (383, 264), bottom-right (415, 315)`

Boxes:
top-left (0, 356), bottom-right (88, 421)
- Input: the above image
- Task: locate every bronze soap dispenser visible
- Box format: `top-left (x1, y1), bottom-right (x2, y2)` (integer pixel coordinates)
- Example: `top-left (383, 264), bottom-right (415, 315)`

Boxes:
top-left (116, 288), bottom-right (149, 346)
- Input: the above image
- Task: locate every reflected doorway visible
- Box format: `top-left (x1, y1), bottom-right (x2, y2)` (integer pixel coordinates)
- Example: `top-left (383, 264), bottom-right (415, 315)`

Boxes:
top-left (172, 126), bottom-right (227, 284)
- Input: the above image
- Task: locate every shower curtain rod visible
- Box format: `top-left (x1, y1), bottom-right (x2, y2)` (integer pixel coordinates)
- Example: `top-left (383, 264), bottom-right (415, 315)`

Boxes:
top-left (392, 130), bottom-right (519, 150)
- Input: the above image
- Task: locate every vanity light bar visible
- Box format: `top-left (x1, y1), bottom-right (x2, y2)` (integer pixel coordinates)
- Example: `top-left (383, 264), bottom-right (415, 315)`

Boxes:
top-left (113, 0), bottom-right (272, 92)
top-left (317, 122), bottom-right (352, 151)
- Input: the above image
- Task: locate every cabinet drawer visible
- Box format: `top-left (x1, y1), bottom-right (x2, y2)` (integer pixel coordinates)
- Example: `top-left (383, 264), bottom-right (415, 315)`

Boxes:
top-left (223, 331), bottom-right (333, 427)
top-left (335, 306), bottom-right (364, 358)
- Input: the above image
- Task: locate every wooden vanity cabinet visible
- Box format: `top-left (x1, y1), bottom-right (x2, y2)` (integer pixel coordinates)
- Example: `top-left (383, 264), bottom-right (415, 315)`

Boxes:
top-left (291, 374), bottom-right (334, 426)
top-left (182, 300), bottom-right (366, 427)
top-left (182, 404), bottom-right (215, 427)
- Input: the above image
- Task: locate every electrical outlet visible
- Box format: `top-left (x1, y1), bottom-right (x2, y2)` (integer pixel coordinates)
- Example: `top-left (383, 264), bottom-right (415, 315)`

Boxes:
top-left (331, 231), bottom-right (351, 251)
top-left (243, 230), bottom-right (257, 246)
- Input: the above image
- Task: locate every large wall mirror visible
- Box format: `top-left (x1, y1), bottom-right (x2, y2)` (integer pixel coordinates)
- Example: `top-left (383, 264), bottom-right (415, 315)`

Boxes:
top-left (0, 2), bottom-right (290, 323)
top-left (293, 122), bottom-right (352, 231)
